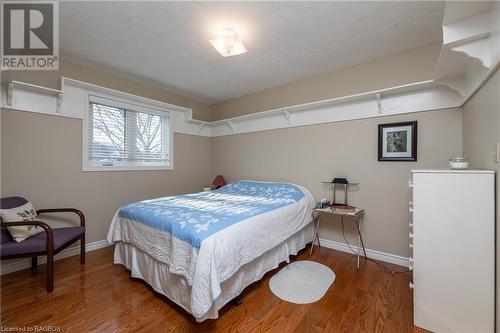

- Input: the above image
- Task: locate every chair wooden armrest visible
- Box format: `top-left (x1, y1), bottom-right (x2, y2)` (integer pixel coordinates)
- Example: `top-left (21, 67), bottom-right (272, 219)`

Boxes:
top-left (0, 219), bottom-right (54, 254)
top-left (35, 208), bottom-right (86, 268)
top-left (36, 208), bottom-right (85, 227)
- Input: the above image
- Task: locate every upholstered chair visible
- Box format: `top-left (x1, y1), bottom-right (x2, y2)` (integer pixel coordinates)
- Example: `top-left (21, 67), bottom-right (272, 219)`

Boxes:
top-left (0, 197), bottom-right (85, 292)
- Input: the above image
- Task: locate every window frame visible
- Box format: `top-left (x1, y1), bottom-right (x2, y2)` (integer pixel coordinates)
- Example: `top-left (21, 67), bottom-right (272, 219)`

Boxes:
top-left (82, 94), bottom-right (174, 172)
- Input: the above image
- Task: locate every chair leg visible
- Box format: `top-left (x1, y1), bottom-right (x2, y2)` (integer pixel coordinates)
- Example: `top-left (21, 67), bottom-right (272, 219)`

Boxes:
top-left (46, 253), bottom-right (54, 292)
top-left (80, 235), bottom-right (85, 265)
top-left (31, 256), bottom-right (38, 274)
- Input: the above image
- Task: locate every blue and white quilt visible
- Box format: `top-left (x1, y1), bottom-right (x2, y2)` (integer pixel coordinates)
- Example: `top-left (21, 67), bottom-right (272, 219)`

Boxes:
top-left (117, 181), bottom-right (305, 250)
top-left (107, 180), bottom-right (315, 320)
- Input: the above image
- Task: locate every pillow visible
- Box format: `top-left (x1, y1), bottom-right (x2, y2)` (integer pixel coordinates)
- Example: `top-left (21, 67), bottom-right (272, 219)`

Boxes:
top-left (0, 202), bottom-right (44, 242)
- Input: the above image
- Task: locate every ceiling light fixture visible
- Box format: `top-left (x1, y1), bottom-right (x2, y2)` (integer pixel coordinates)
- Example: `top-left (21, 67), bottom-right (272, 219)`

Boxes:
top-left (210, 27), bottom-right (247, 57)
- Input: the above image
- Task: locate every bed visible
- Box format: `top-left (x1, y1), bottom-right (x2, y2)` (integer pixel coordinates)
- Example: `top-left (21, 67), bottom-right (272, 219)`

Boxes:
top-left (106, 180), bottom-right (315, 321)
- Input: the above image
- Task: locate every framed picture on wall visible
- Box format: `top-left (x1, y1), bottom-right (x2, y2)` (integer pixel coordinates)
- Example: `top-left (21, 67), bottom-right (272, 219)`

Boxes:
top-left (378, 121), bottom-right (417, 161)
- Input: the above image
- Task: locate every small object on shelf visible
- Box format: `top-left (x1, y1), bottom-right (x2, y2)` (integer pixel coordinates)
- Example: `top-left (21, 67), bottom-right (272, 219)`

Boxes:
top-left (203, 186), bottom-right (215, 192)
top-left (212, 175), bottom-right (227, 189)
top-left (449, 157), bottom-right (469, 170)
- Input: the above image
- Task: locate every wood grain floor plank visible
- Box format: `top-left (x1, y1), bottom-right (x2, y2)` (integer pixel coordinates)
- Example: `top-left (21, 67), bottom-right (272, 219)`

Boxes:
top-left (1, 245), bottom-right (415, 332)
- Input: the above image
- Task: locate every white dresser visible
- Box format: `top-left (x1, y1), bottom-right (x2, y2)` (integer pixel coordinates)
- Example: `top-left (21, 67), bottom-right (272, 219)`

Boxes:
top-left (410, 169), bottom-right (495, 333)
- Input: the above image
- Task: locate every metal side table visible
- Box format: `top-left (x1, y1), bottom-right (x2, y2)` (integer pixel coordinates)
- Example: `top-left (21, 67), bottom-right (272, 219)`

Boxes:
top-left (310, 207), bottom-right (366, 269)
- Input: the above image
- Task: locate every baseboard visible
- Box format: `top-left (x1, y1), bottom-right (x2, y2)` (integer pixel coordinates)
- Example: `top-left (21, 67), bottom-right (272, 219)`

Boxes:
top-left (1, 238), bottom-right (409, 275)
top-left (0, 239), bottom-right (109, 276)
top-left (318, 238), bottom-right (410, 267)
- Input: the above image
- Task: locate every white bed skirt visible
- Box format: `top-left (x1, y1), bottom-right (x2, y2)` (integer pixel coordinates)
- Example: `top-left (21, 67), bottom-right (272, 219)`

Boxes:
top-left (113, 222), bottom-right (314, 321)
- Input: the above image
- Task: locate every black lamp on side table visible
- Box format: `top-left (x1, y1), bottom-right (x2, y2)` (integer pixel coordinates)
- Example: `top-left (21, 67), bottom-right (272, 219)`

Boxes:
top-left (313, 177), bottom-right (366, 269)
top-left (322, 177), bottom-right (359, 207)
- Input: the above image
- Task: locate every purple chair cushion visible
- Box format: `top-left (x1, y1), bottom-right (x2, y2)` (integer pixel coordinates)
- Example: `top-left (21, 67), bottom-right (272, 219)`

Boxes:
top-left (1, 226), bottom-right (84, 257)
top-left (1, 197), bottom-right (29, 244)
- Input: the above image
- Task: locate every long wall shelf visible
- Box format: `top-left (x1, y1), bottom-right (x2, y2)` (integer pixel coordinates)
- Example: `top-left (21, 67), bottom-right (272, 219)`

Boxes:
top-left (203, 80), bottom-right (459, 136)
top-left (1, 77), bottom-right (462, 138)
top-left (5, 80), bottom-right (64, 114)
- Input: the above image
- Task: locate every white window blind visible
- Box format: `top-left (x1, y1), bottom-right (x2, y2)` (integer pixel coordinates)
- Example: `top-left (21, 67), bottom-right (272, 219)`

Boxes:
top-left (86, 96), bottom-right (171, 170)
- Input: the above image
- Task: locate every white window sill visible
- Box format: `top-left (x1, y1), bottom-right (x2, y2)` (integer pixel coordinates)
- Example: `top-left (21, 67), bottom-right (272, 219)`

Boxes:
top-left (82, 165), bottom-right (173, 172)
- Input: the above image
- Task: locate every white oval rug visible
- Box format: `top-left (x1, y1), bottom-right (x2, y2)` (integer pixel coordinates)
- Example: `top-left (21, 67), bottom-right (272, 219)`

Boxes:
top-left (269, 260), bottom-right (335, 304)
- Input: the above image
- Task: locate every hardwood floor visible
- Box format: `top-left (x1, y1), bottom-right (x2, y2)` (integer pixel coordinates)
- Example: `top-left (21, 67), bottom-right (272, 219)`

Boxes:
top-left (1, 245), bottom-right (414, 332)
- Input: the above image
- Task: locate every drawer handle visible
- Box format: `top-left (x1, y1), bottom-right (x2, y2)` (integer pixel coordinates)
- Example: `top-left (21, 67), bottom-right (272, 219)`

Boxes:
top-left (409, 282), bottom-right (414, 289)
top-left (409, 242), bottom-right (413, 248)
top-left (409, 232), bottom-right (414, 239)
top-left (409, 207), bottom-right (414, 213)
top-left (409, 264), bottom-right (413, 271)
top-left (409, 222), bottom-right (414, 228)
top-left (408, 180), bottom-right (414, 188)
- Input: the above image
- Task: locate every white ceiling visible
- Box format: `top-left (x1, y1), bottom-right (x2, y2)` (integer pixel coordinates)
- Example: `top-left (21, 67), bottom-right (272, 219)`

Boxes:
top-left (60, 1), bottom-right (445, 104)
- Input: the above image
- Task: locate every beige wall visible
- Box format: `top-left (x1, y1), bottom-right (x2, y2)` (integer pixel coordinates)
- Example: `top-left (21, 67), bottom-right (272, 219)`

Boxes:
top-left (210, 44), bottom-right (441, 120)
top-left (0, 107), bottom-right (464, 261)
top-left (212, 108), bottom-right (463, 257)
top-left (462, 69), bottom-right (499, 332)
top-left (1, 108), bottom-right (212, 246)
top-left (1, 61), bottom-right (212, 121)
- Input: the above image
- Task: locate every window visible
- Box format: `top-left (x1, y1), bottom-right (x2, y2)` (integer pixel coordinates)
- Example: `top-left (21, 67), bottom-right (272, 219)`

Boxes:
top-left (84, 95), bottom-right (172, 171)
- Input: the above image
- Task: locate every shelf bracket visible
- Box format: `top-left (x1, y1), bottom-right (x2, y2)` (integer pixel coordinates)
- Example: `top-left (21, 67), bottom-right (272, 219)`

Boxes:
top-left (437, 78), bottom-right (468, 97)
top-left (225, 120), bottom-right (236, 132)
top-left (451, 37), bottom-right (492, 69)
top-left (376, 93), bottom-right (382, 114)
top-left (7, 82), bottom-right (13, 106)
top-left (56, 93), bottom-right (63, 113)
top-left (283, 109), bottom-right (293, 124)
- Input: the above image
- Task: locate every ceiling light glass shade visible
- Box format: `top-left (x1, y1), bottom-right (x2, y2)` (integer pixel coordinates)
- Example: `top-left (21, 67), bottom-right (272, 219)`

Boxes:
top-left (210, 28), bottom-right (248, 57)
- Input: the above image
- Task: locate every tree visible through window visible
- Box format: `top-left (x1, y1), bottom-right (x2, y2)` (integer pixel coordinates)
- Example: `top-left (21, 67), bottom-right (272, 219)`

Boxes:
top-left (87, 99), bottom-right (170, 169)
top-left (136, 112), bottom-right (163, 161)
